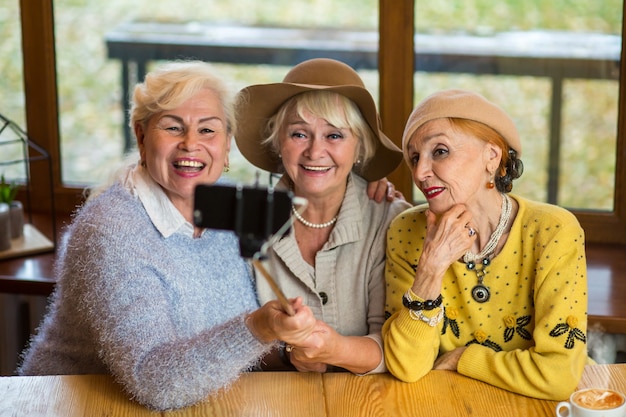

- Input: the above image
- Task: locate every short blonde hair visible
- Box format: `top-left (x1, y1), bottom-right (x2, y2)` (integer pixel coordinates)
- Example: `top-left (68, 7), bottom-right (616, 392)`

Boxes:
top-left (263, 91), bottom-right (376, 173)
top-left (130, 61), bottom-right (236, 137)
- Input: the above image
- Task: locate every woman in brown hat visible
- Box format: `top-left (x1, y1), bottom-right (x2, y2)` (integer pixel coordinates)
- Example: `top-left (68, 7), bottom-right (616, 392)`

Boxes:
top-left (235, 58), bottom-right (411, 374)
top-left (382, 89), bottom-right (590, 400)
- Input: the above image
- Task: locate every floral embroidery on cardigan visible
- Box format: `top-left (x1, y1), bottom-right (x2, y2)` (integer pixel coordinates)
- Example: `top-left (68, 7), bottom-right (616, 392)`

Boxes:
top-left (442, 307), bottom-right (460, 338)
top-left (549, 315), bottom-right (586, 349)
top-left (503, 314), bottom-right (532, 342)
top-left (466, 329), bottom-right (502, 352)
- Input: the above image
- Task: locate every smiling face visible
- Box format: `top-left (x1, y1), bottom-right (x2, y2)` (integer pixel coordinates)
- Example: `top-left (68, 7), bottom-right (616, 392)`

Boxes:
top-left (279, 108), bottom-right (359, 201)
top-left (405, 118), bottom-right (501, 214)
top-left (135, 88), bottom-right (230, 220)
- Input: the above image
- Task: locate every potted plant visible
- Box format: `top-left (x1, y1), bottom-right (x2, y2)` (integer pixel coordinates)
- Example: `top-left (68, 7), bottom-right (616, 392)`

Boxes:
top-left (0, 174), bottom-right (24, 240)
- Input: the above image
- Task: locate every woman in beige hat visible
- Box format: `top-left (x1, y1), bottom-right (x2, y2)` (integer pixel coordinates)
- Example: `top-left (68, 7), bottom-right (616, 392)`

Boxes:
top-left (383, 89), bottom-right (590, 400)
top-left (235, 58), bottom-right (411, 374)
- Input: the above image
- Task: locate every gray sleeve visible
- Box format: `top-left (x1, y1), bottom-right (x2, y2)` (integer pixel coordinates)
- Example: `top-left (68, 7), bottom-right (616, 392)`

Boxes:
top-left (66, 212), bottom-right (275, 410)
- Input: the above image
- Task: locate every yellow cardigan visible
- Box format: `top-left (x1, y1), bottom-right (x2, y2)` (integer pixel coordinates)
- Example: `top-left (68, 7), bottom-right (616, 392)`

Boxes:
top-left (382, 194), bottom-right (589, 400)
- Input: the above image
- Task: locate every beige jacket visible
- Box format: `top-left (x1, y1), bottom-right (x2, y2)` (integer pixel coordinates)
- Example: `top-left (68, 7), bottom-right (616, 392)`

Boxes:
top-left (256, 174), bottom-right (411, 373)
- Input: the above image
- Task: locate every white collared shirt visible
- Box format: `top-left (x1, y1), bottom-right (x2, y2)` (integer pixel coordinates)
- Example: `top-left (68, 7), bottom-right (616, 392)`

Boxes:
top-left (121, 164), bottom-right (196, 238)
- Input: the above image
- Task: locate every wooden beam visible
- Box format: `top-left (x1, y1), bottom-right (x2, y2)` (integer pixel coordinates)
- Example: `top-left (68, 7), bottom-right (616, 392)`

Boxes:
top-left (19, 1), bottom-right (59, 213)
top-left (19, 1), bottom-right (84, 215)
top-left (378, 0), bottom-right (414, 200)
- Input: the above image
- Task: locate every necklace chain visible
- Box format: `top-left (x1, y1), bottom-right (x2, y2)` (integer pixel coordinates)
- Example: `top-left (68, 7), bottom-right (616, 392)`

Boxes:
top-left (291, 205), bottom-right (338, 229)
top-left (463, 194), bottom-right (511, 264)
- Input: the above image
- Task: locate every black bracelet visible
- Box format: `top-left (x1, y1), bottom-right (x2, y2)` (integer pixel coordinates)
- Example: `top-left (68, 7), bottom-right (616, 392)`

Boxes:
top-left (402, 293), bottom-right (443, 311)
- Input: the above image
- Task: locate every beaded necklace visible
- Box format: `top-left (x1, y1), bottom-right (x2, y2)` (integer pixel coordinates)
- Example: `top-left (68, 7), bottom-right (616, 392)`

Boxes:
top-left (291, 205), bottom-right (338, 229)
top-left (463, 194), bottom-right (511, 303)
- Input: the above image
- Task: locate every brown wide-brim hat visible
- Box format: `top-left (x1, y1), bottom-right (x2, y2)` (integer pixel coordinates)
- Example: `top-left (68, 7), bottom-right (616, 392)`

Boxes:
top-left (235, 58), bottom-right (403, 181)
top-left (402, 89), bottom-right (522, 159)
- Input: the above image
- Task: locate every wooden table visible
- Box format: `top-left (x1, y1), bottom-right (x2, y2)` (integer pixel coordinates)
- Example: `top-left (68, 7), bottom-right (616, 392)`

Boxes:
top-left (1, 364), bottom-right (624, 416)
top-left (0, 213), bottom-right (63, 296)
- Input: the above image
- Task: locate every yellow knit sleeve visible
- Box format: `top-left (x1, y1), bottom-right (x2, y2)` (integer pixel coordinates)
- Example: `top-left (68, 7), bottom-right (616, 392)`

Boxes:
top-left (383, 207), bottom-right (441, 382)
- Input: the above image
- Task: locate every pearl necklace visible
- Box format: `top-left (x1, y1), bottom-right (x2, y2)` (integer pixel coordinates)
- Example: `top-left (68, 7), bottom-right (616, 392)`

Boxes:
top-left (463, 194), bottom-right (511, 264)
top-left (291, 205), bottom-right (338, 229)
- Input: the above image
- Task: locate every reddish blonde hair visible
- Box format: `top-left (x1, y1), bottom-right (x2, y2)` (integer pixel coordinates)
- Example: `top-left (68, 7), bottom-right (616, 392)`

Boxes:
top-left (449, 118), bottom-right (510, 177)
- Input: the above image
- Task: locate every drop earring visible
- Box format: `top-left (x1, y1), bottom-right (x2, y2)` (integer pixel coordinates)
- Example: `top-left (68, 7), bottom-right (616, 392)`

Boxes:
top-left (486, 172), bottom-right (495, 189)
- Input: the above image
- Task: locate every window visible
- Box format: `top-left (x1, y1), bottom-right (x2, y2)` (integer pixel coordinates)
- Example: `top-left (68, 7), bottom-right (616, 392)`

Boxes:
top-left (0, 1), bottom-right (26, 180)
top-left (413, 1), bottom-right (620, 211)
top-left (40, 0), bottom-right (377, 187)
top-left (14, 1), bottom-right (626, 243)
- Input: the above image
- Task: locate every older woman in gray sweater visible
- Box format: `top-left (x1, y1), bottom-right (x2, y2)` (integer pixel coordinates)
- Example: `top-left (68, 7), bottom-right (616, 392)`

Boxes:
top-left (18, 61), bottom-right (316, 411)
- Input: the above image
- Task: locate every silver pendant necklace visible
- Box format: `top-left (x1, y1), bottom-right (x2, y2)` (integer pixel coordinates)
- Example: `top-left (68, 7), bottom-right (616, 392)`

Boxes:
top-left (291, 205), bottom-right (338, 229)
top-left (464, 194), bottom-right (511, 303)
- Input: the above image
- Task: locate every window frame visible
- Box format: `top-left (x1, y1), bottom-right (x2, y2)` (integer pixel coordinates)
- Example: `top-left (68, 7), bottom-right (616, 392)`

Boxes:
top-left (20, 0), bottom-right (626, 244)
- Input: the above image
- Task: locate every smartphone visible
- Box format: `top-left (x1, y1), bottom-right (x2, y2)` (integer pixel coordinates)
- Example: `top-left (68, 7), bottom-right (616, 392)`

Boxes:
top-left (193, 183), bottom-right (292, 257)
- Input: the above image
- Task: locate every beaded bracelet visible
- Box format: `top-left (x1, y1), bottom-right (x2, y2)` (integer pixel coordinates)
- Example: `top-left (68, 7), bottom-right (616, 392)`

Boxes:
top-left (402, 290), bottom-right (443, 311)
top-left (409, 308), bottom-right (445, 326)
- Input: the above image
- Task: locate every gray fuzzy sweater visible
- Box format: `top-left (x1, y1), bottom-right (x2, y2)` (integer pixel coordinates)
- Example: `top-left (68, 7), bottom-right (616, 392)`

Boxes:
top-left (18, 182), bottom-right (273, 410)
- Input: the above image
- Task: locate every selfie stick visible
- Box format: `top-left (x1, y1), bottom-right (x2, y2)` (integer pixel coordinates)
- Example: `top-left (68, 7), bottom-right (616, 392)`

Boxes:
top-left (251, 196), bottom-right (308, 317)
top-left (252, 259), bottom-right (295, 316)
top-left (253, 188), bottom-right (295, 315)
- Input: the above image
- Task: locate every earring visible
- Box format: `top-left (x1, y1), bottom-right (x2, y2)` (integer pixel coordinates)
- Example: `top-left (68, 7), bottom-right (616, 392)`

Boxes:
top-left (354, 159), bottom-right (361, 166)
top-left (486, 174), bottom-right (495, 189)
top-left (140, 160), bottom-right (146, 168)
top-left (224, 165), bottom-right (230, 173)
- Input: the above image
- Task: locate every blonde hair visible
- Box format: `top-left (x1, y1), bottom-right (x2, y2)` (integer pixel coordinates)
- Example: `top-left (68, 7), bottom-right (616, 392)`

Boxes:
top-left (263, 91), bottom-right (376, 174)
top-left (88, 61), bottom-right (236, 201)
top-left (130, 60), bottom-right (236, 137)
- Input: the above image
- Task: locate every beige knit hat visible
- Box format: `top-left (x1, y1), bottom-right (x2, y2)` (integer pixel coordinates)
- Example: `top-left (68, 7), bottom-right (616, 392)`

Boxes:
top-left (402, 89), bottom-right (522, 157)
